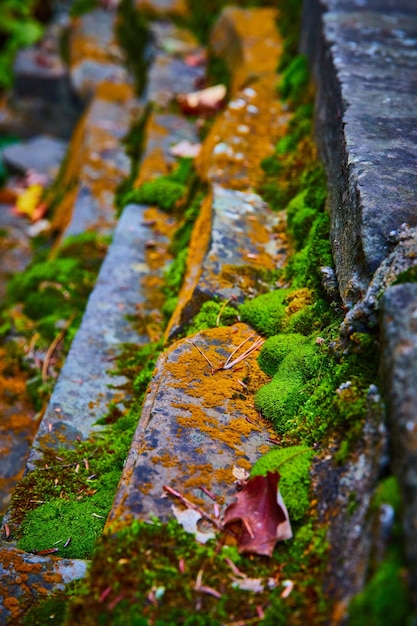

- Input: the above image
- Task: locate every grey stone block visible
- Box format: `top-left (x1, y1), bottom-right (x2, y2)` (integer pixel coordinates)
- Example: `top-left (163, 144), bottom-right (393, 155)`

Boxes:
top-left (301, 0), bottom-right (417, 306)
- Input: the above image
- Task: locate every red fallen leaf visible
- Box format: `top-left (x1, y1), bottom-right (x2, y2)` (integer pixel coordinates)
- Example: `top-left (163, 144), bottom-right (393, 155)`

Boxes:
top-left (223, 472), bottom-right (292, 557)
top-left (177, 84), bottom-right (227, 116)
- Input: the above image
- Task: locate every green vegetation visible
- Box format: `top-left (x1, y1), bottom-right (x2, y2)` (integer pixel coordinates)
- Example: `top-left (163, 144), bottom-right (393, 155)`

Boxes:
top-left (27, 513), bottom-right (328, 626)
top-left (0, 0), bottom-right (44, 91)
top-left (122, 158), bottom-right (194, 212)
top-left (11, 340), bottom-right (161, 559)
top-left (251, 445), bottom-right (314, 521)
top-left (348, 477), bottom-right (412, 626)
top-left (0, 233), bottom-right (108, 410)
top-left (185, 299), bottom-right (238, 335)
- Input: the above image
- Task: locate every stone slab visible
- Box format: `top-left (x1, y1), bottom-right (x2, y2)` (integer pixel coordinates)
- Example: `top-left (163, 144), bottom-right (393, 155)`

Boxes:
top-left (108, 323), bottom-right (274, 527)
top-left (210, 7), bottom-right (283, 94)
top-left (51, 82), bottom-right (141, 238)
top-left (134, 112), bottom-right (199, 186)
top-left (69, 8), bottom-right (131, 99)
top-left (0, 546), bottom-right (87, 626)
top-left (2, 135), bottom-right (67, 180)
top-left (301, 0), bottom-right (417, 306)
top-left (23, 203), bottom-right (171, 471)
top-left (381, 283), bottom-right (417, 603)
top-left (196, 82), bottom-right (289, 191)
top-left (166, 185), bottom-right (288, 338)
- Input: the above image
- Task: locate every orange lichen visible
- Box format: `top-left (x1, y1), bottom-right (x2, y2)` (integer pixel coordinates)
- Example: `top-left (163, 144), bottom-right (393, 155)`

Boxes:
top-left (196, 79), bottom-right (289, 192)
top-left (211, 7), bottom-right (283, 94)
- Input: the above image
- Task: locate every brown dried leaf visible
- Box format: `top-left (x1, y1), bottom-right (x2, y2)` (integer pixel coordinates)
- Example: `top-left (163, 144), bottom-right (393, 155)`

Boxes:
top-left (223, 472), bottom-right (292, 557)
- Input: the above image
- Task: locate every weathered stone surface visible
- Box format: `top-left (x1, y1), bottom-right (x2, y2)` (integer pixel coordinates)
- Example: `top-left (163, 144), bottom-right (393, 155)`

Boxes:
top-left (301, 0), bottom-right (417, 306)
top-left (2, 135), bottom-right (67, 180)
top-left (312, 390), bottom-right (387, 614)
top-left (381, 283), bottom-right (417, 603)
top-left (0, 546), bottom-right (87, 625)
top-left (166, 185), bottom-right (288, 338)
top-left (108, 323), bottom-right (273, 527)
top-left (134, 112), bottom-right (199, 186)
top-left (24, 202), bottom-right (171, 471)
top-left (210, 7), bottom-right (283, 94)
top-left (341, 224), bottom-right (417, 336)
top-left (146, 22), bottom-right (204, 108)
top-left (197, 83), bottom-right (289, 191)
top-left (51, 82), bottom-right (141, 238)
top-left (69, 8), bottom-right (131, 99)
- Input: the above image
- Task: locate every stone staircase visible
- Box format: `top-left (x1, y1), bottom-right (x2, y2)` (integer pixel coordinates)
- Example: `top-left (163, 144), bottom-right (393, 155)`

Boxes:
top-left (1, 0), bottom-right (417, 623)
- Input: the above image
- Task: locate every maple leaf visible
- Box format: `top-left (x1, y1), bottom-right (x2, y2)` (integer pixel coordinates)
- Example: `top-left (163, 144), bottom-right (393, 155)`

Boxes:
top-left (223, 472), bottom-right (292, 557)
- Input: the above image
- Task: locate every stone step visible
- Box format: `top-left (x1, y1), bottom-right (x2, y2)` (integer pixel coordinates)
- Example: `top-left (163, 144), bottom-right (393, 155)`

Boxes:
top-left (0, 545), bottom-right (87, 625)
top-left (108, 323), bottom-right (273, 528)
top-left (69, 7), bottom-right (132, 101)
top-left (166, 185), bottom-right (288, 339)
top-left (50, 81), bottom-right (141, 238)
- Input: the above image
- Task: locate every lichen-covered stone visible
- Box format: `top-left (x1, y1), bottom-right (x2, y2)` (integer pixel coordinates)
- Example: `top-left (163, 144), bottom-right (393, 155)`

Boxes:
top-left (134, 0), bottom-right (188, 19)
top-left (24, 203), bottom-right (172, 470)
top-left (210, 7), bottom-right (283, 94)
top-left (166, 185), bottom-right (288, 338)
top-left (2, 136), bottom-right (67, 180)
top-left (50, 82), bottom-right (141, 238)
top-left (341, 225), bottom-right (417, 336)
top-left (381, 283), bottom-right (417, 604)
top-left (0, 546), bottom-right (87, 625)
top-left (145, 22), bottom-right (205, 109)
top-left (196, 82), bottom-right (289, 191)
top-left (108, 323), bottom-right (274, 527)
top-left (301, 0), bottom-right (417, 306)
top-left (69, 8), bottom-right (131, 99)
top-left (134, 112), bottom-right (199, 187)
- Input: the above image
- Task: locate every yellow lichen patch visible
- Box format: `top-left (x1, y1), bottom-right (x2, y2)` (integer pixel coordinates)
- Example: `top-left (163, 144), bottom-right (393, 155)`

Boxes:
top-left (133, 0), bottom-right (189, 19)
top-left (210, 7), bottom-right (283, 94)
top-left (197, 79), bottom-right (289, 191)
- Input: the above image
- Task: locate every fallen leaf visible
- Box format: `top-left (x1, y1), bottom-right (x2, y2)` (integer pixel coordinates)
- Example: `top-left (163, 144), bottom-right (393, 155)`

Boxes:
top-left (169, 140), bottom-right (201, 158)
top-left (172, 505), bottom-right (216, 544)
top-left (223, 472), bottom-right (292, 557)
top-left (177, 84), bottom-right (226, 116)
top-left (232, 465), bottom-right (250, 482)
top-left (231, 576), bottom-right (264, 593)
top-left (185, 51), bottom-right (207, 67)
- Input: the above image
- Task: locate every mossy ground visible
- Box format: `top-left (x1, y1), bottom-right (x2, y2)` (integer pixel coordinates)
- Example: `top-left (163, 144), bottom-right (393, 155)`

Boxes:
top-left (24, 514), bottom-right (328, 626)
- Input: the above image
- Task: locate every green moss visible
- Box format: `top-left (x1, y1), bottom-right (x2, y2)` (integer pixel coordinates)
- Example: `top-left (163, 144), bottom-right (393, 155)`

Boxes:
top-left (124, 179), bottom-right (186, 212)
top-left (251, 445), bottom-right (314, 521)
top-left (122, 158), bottom-right (194, 212)
top-left (185, 300), bottom-right (238, 335)
top-left (348, 476), bottom-right (411, 625)
top-left (239, 288), bottom-right (291, 337)
top-left (17, 499), bottom-right (109, 559)
top-left (279, 55), bottom-right (309, 104)
top-left (257, 333), bottom-right (307, 376)
top-left (69, 0), bottom-right (98, 16)
top-left (392, 266), bottom-right (417, 285)
top-left (116, 0), bottom-right (149, 95)
top-left (58, 513), bottom-right (329, 625)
